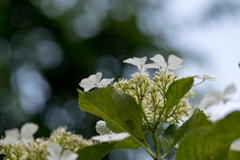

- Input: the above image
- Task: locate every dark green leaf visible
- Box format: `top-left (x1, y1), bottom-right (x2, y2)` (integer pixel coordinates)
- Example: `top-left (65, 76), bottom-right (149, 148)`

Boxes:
top-left (159, 108), bottom-right (211, 156)
top-left (176, 111), bottom-right (240, 160)
top-left (77, 143), bottom-right (114, 160)
top-left (78, 86), bottom-right (146, 149)
top-left (165, 77), bottom-right (194, 115)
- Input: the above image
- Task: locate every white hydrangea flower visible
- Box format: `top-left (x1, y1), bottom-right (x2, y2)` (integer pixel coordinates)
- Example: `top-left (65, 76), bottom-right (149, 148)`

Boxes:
top-left (200, 84), bottom-right (236, 109)
top-left (1, 122), bottom-right (39, 145)
top-left (95, 120), bottom-right (112, 135)
top-left (47, 143), bottom-right (78, 160)
top-left (123, 56), bottom-right (158, 73)
top-left (79, 72), bottom-right (114, 92)
top-left (92, 132), bottom-right (130, 143)
top-left (150, 54), bottom-right (183, 70)
top-left (230, 138), bottom-right (240, 151)
top-left (195, 75), bottom-right (215, 81)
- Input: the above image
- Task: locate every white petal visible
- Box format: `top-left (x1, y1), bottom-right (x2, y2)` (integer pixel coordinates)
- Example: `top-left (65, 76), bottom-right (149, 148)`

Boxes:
top-left (47, 143), bottom-right (62, 160)
top-left (175, 143), bottom-right (179, 148)
top-left (145, 63), bottom-right (160, 69)
top-left (98, 78), bottom-right (114, 88)
top-left (200, 97), bottom-right (220, 109)
top-left (123, 57), bottom-right (147, 72)
top-left (21, 123), bottom-right (39, 137)
top-left (88, 72), bottom-right (102, 84)
top-left (194, 75), bottom-right (202, 79)
top-left (61, 150), bottom-right (78, 160)
top-left (79, 79), bottom-right (95, 92)
top-left (230, 138), bottom-right (240, 151)
top-left (79, 73), bottom-right (102, 91)
top-left (21, 136), bottom-right (34, 144)
top-left (123, 57), bottom-right (146, 66)
top-left (133, 57), bottom-right (147, 65)
top-left (20, 123), bottom-right (38, 144)
top-left (150, 54), bottom-right (166, 68)
top-left (124, 58), bottom-right (136, 65)
top-left (205, 90), bottom-right (222, 99)
top-left (223, 84), bottom-right (236, 96)
top-left (92, 132), bottom-right (130, 142)
top-left (222, 98), bottom-right (230, 104)
top-left (202, 75), bottom-right (215, 81)
top-left (95, 120), bottom-right (112, 135)
top-left (3, 128), bottom-right (20, 144)
top-left (123, 58), bottom-right (139, 68)
top-left (168, 55), bottom-right (183, 70)
top-left (168, 55), bottom-right (183, 65)
top-left (111, 132), bottom-right (130, 141)
top-left (168, 64), bottom-right (183, 70)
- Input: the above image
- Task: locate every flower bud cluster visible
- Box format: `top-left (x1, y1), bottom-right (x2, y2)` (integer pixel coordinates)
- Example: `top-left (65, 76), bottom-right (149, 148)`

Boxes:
top-left (0, 141), bottom-right (28, 160)
top-left (114, 69), bottom-right (194, 125)
top-left (48, 126), bottom-right (94, 152)
top-left (0, 126), bottom-right (94, 160)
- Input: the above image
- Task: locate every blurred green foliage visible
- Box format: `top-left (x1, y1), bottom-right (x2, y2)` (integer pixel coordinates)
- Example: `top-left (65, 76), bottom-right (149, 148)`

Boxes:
top-left (0, 0), bottom-right (239, 159)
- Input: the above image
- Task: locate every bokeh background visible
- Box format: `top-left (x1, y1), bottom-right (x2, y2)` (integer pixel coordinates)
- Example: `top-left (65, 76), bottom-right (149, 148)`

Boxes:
top-left (0, 0), bottom-right (240, 159)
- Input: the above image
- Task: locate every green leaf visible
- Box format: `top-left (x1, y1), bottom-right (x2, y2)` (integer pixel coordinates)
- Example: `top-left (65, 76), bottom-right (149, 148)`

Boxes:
top-left (159, 108), bottom-right (211, 157)
top-left (173, 108), bottom-right (211, 145)
top-left (176, 111), bottom-right (240, 160)
top-left (158, 124), bottom-right (179, 154)
top-left (229, 151), bottom-right (240, 160)
top-left (165, 77), bottom-right (194, 115)
top-left (78, 86), bottom-right (146, 149)
top-left (77, 143), bottom-right (114, 160)
top-left (176, 127), bottom-right (229, 160)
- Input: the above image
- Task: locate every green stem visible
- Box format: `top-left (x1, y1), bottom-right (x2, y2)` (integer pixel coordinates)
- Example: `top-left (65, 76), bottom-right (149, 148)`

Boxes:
top-left (153, 69), bottom-right (168, 130)
top-left (154, 120), bottom-right (164, 133)
top-left (194, 79), bottom-right (205, 86)
top-left (143, 129), bottom-right (149, 134)
top-left (152, 94), bottom-right (157, 125)
top-left (152, 131), bottom-right (161, 159)
top-left (140, 143), bottom-right (157, 159)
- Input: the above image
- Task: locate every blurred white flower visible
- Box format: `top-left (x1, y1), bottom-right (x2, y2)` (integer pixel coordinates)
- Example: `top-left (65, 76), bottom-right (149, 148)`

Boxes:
top-left (47, 143), bottom-right (78, 160)
top-left (79, 72), bottom-right (114, 92)
top-left (175, 143), bottom-right (179, 148)
top-left (150, 54), bottom-right (183, 70)
top-left (123, 56), bottom-right (158, 73)
top-left (230, 138), bottom-right (240, 151)
top-left (200, 84), bottom-right (236, 109)
top-left (92, 132), bottom-right (130, 143)
top-left (1, 122), bottom-right (39, 145)
top-left (195, 75), bottom-right (215, 81)
top-left (95, 120), bottom-right (112, 135)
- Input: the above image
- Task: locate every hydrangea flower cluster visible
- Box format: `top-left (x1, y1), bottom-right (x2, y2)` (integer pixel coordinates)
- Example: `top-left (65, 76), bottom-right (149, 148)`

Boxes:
top-left (114, 54), bottom-right (194, 124)
top-left (0, 124), bottom-right (94, 160)
top-left (0, 122), bottom-right (130, 160)
top-left (79, 54), bottom-right (215, 125)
